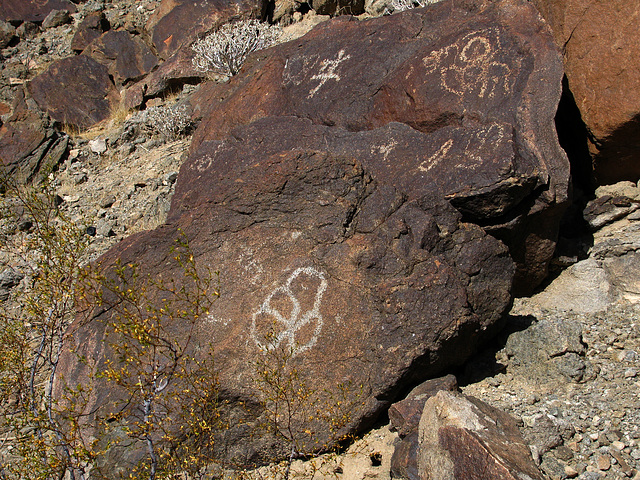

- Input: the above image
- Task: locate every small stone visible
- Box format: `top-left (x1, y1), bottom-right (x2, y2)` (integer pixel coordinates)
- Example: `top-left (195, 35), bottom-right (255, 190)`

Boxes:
top-left (596, 454), bottom-right (611, 471)
top-left (89, 138), bottom-right (108, 154)
top-left (613, 441), bottom-right (626, 451)
top-left (565, 465), bottom-right (579, 478)
top-left (541, 455), bottom-right (567, 479)
top-left (96, 219), bottom-right (115, 237)
top-left (624, 368), bottom-right (638, 378)
top-left (99, 194), bottom-right (116, 209)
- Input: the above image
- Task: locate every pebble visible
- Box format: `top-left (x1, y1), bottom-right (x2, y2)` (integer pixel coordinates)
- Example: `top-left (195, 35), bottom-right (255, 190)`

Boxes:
top-left (596, 454), bottom-right (611, 471)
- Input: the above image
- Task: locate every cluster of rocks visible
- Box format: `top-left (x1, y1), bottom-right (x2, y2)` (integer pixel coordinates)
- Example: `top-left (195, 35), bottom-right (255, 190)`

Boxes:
top-left (0, 0), bottom-right (639, 478)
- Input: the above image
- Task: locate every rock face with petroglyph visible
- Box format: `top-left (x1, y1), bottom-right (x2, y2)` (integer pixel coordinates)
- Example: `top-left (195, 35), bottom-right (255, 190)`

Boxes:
top-left (58, 0), bottom-right (567, 468)
top-left (189, 0), bottom-right (570, 293)
top-left (61, 115), bottom-right (514, 468)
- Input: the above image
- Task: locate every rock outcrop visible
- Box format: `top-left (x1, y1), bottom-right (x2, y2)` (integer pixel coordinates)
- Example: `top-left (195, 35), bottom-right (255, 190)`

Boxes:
top-left (55, 0), bottom-right (572, 468)
top-left (147, 0), bottom-right (265, 60)
top-left (27, 55), bottom-right (120, 129)
top-left (0, 0), bottom-right (77, 23)
top-left (531, 0), bottom-right (640, 184)
top-left (189, 0), bottom-right (570, 293)
top-left (83, 30), bottom-right (159, 87)
top-left (0, 88), bottom-right (68, 183)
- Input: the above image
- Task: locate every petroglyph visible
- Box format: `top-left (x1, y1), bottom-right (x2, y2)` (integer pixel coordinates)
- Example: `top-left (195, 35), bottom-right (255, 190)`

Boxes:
top-left (418, 123), bottom-right (509, 173)
top-left (251, 267), bottom-right (328, 355)
top-left (419, 138), bottom-right (453, 173)
top-left (307, 50), bottom-right (351, 98)
top-left (373, 139), bottom-right (399, 163)
top-left (423, 29), bottom-right (517, 99)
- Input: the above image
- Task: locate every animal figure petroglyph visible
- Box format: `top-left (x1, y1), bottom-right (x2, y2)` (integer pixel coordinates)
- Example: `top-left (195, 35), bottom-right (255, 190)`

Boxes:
top-left (422, 29), bottom-right (515, 99)
top-left (419, 123), bottom-right (508, 173)
top-left (251, 267), bottom-right (328, 355)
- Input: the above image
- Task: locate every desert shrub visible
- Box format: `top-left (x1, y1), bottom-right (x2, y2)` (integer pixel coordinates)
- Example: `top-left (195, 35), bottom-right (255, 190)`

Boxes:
top-left (192, 20), bottom-right (282, 77)
top-left (388, 0), bottom-right (441, 12)
top-left (92, 233), bottom-right (223, 480)
top-left (0, 177), bottom-right (95, 479)
top-left (143, 104), bottom-right (193, 140)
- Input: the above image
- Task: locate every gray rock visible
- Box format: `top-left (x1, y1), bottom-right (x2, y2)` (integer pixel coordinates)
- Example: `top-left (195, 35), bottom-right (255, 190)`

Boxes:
top-left (504, 317), bottom-right (590, 385)
top-left (527, 258), bottom-right (612, 314)
top-left (89, 138), bottom-right (107, 155)
top-left (0, 267), bottom-right (24, 301)
top-left (0, 20), bottom-right (16, 48)
top-left (15, 21), bottom-right (39, 39)
top-left (42, 9), bottom-right (71, 29)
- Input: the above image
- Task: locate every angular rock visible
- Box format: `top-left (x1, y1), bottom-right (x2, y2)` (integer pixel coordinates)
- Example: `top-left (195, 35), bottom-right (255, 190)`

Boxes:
top-left (147, 0), bottom-right (263, 61)
top-left (123, 45), bottom-right (201, 109)
top-left (503, 316), bottom-right (590, 384)
top-left (70, 11), bottom-right (110, 52)
top-left (59, 114), bottom-right (515, 468)
top-left (391, 430), bottom-right (420, 480)
top-left (0, 0), bottom-right (76, 23)
top-left (27, 55), bottom-right (120, 129)
top-left (0, 88), bottom-right (68, 183)
top-left (189, 0), bottom-right (570, 293)
top-left (419, 391), bottom-right (545, 480)
top-left (389, 374), bottom-right (458, 438)
top-left (0, 19), bottom-right (15, 48)
top-left (0, 267), bottom-right (24, 302)
top-left (15, 22), bottom-right (39, 39)
top-left (84, 30), bottom-right (158, 86)
top-left (530, 0), bottom-right (640, 184)
top-left (42, 9), bottom-right (72, 29)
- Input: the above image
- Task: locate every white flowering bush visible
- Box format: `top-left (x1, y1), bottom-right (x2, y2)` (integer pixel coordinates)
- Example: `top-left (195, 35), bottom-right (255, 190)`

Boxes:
top-left (143, 104), bottom-right (193, 140)
top-left (389, 0), bottom-right (441, 13)
top-left (192, 19), bottom-right (282, 77)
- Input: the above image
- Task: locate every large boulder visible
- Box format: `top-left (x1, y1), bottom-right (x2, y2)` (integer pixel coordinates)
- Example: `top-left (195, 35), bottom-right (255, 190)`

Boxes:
top-left (58, 0), bottom-right (568, 468)
top-left (83, 30), bottom-right (159, 87)
top-left (0, 89), bottom-right (68, 183)
top-left (189, 0), bottom-right (569, 293)
top-left (0, 0), bottom-right (76, 23)
top-left (27, 55), bottom-right (120, 129)
top-left (530, 0), bottom-right (640, 185)
top-left (147, 0), bottom-right (265, 60)
top-left (61, 114), bottom-right (515, 468)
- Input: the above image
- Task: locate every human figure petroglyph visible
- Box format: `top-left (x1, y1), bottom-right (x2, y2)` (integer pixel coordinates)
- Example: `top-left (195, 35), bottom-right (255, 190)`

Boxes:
top-left (423, 29), bottom-right (516, 99)
top-left (251, 267), bottom-right (328, 355)
top-left (307, 49), bottom-right (351, 98)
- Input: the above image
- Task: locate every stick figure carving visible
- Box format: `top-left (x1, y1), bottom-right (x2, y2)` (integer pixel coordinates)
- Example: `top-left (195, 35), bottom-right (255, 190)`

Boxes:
top-left (251, 267), bottom-right (328, 355)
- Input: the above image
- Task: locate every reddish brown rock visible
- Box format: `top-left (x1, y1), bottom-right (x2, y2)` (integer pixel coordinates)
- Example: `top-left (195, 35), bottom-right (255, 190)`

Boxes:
top-left (84, 30), bottom-right (158, 86)
top-left (123, 45), bottom-right (202, 109)
top-left (0, 89), bottom-right (68, 183)
top-left (189, 0), bottom-right (569, 293)
top-left (147, 0), bottom-right (263, 60)
top-left (70, 12), bottom-right (110, 52)
top-left (419, 391), bottom-right (544, 480)
top-left (0, 0), bottom-right (76, 23)
top-left (59, 115), bottom-right (515, 468)
top-left (530, 0), bottom-right (640, 184)
top-left (27, 55), bottom-right (120, 129)
top-left (389, 375), bottom-right (458, 438)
